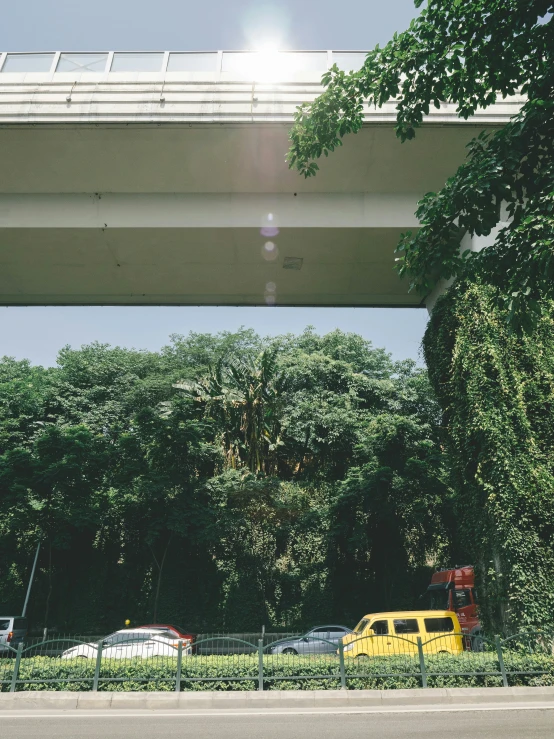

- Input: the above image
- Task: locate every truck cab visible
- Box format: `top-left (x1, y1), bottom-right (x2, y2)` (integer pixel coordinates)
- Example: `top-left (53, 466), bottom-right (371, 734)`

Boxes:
top-left (426, 565), bottom-right (481, 640)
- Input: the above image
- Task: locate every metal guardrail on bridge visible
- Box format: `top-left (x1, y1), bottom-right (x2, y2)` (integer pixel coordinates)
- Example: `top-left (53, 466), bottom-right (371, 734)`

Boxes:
top-left (0, 51), bottom-right (368, 77)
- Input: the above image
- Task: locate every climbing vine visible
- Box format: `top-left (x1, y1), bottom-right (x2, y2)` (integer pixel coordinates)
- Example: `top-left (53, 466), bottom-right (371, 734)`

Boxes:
top-left (423, 282), bottom-right (554, 631)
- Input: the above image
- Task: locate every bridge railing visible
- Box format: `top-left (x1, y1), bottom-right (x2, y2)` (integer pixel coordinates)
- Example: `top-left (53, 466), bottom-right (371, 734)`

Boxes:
top-left (0, 50), bottom-right (368, 77)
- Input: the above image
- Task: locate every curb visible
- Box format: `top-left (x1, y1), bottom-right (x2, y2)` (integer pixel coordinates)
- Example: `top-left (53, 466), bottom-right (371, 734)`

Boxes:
top-left (0, 687), bottom-right (553, 710)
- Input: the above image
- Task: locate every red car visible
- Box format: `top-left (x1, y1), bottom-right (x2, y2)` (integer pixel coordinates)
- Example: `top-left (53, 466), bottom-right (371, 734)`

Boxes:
top-left (136, 624), bottom-right (196, 643)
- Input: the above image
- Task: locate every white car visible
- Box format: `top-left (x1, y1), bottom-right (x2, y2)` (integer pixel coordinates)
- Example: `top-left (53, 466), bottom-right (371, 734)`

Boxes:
top-left (61, 628), bottom-right (191, 659)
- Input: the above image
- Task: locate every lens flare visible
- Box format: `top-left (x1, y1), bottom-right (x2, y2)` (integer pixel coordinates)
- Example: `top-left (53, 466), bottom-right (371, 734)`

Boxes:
top-left (261, 242), bottom-right (279, 261)
top-left (261, 227), bottom-right (279, 237)
top-left (261, 212), bottom-right (279, 238)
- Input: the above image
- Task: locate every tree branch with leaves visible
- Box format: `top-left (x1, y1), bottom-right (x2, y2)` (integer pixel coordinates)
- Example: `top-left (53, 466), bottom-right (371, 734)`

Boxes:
top-left (288, 0), bottom-right (554, 331)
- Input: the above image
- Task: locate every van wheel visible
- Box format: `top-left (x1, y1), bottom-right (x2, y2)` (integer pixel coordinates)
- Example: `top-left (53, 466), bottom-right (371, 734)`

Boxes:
top-left (356, 654), bottom-right (369, 660)
top-left (437, 650), bottom-right (450, 655)
top-left (282, 648), bottom-right (297, 655)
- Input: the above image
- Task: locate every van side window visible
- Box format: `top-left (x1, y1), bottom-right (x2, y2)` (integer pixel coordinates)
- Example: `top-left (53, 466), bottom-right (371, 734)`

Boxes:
top-left (393, 619), bottom-right (419, 634)
top-left (371, 620), bottom-right (388, 635)
top-left (424, 617), bottom-right (454, 633)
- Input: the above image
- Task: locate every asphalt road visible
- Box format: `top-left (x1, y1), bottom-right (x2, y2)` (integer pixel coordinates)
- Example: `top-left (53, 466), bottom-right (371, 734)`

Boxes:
top-left (2, 707), bottom-right (554, 739)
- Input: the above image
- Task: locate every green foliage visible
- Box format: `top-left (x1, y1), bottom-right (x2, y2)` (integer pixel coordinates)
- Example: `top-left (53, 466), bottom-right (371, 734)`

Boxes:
top-left (285, 0), bottom-right (554, 640)
top-left (288, 0), bottom-right (554, 330)
top-left (0, 358), bottom-right (51, 453)
top-left (0, 328), bottom-right (450, 632)
top-left (4, 651), bottom-right (554, 692)
top-left (172, 348), bottom-right (282, 473)
top-left (424, 282), bottom-right (554, 630)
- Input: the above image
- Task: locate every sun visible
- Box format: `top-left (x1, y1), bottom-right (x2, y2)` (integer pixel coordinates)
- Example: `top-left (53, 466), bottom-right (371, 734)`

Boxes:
top-left (249, 41), bottom-right (287, 82)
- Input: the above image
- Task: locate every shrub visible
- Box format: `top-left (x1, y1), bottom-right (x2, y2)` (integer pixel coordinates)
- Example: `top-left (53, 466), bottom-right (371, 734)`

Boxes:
top-left (1, 652), bottom-right (553, 692)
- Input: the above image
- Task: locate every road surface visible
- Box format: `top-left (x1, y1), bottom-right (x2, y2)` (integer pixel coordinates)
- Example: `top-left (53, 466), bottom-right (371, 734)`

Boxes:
top-left (2, 706), bottom-right (554, 738)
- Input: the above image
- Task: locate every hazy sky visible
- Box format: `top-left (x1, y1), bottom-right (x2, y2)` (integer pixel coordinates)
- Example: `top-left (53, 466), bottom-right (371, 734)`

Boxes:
top-left (0, 0), bottom-right (419, 52)
top-left (0, 1), bottom-right (427, 368)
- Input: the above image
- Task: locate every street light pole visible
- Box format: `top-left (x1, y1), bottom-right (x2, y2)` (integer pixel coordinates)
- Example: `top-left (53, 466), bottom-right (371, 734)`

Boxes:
top-left (22, 541), bottom-right (40, 618)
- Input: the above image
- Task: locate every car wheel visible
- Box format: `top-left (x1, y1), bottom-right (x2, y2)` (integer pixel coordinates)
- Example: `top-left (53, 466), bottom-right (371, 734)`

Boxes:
top-left (76, 655), bottom-right (88, 659)
top-left (437, 650), bottom-right (450, 655)
top-left (356, 653), bottom-right (369, 660)
top-left (282, 648), bottom-right (297, 655)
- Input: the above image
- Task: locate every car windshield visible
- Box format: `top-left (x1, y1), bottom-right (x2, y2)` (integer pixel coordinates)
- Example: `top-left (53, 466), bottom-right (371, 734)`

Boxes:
top-left (353, 618), bottom-right (370, 634)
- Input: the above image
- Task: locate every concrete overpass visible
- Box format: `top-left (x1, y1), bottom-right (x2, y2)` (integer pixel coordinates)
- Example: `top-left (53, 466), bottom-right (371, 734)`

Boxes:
top-left (0, 51), bottom-right (520, 306)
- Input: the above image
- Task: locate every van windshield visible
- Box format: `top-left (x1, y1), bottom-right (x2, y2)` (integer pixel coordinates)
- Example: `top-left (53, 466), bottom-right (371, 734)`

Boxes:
top-left (353, 618), bottom-right (370, 634)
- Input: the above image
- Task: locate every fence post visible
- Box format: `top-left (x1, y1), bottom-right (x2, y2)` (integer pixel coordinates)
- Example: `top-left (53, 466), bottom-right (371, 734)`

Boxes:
top-left (10, 643), bottom-right (23, 693)
top-left (92, 640), bottom-right (103, 692)
top-left (175, 642), bottom-right (183, 693)
top-left (417, 637), bottom-right (427, 688)
top-left (338, 639), bottom-right (347, 690)
top-left (495, 635), bottom-right (508, 688)
top-left (258, 639), bottom-right (264, 692)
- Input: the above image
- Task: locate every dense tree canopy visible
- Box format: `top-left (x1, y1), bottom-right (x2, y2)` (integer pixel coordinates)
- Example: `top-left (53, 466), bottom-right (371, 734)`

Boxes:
top-left (288, 0), bottom-right (554, 332)
top-left (0, 330), bottom-right (453, 633)
top-left (287, 0), bottom-right (554, 631)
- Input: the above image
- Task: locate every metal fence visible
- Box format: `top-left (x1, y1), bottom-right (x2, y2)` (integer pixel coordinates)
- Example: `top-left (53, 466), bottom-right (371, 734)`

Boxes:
top-left (1, 629), bottom-right (553, 692)
top-left (17, 632), bottom-right (301, 657)
top-left (194, 632), bottom-right (301, 655)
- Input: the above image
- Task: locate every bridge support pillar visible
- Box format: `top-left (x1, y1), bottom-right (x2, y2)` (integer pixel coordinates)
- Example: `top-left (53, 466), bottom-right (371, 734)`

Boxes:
top-left (425, 212), bottom-right (510, 314)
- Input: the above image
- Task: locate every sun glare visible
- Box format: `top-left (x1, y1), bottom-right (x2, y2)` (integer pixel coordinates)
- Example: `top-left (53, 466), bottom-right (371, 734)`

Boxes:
top-left (231, 41), bottom-right (288, 82)
top-left (256, 47), bottom-right (282, 81)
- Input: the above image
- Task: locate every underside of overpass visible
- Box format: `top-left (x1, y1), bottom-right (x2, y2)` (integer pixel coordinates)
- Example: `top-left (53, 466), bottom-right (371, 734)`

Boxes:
top-left (0, 51), bottom-right (519, 306)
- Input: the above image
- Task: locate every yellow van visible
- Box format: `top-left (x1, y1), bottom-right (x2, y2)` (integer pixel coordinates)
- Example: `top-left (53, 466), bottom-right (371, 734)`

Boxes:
top-left (341, 610), bottom-right (463, 658)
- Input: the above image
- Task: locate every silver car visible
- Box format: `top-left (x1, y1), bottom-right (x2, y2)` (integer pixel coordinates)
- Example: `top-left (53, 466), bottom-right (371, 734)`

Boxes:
top-left (0, 616), bottom-right (28, 653)
top-left (267, 625), bottom-right (352, 655)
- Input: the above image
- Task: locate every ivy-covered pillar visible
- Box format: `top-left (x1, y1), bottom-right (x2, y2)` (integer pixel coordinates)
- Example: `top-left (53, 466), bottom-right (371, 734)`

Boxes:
top-left (423, 280), bottom-right (554, 632)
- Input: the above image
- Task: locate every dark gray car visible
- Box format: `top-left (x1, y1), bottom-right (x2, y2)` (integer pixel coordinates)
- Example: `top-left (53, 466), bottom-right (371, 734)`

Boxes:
top-left (267, 625), bottom-right (352, 655)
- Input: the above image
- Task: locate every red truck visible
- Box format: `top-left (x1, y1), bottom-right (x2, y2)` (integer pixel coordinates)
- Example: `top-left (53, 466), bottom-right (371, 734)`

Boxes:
top-left (425, 565), bottom-right (483, 646)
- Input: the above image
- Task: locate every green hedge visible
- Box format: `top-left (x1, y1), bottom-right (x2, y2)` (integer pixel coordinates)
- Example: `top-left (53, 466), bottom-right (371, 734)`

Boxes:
top-left (1, 652), bottom-right (554, 692)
